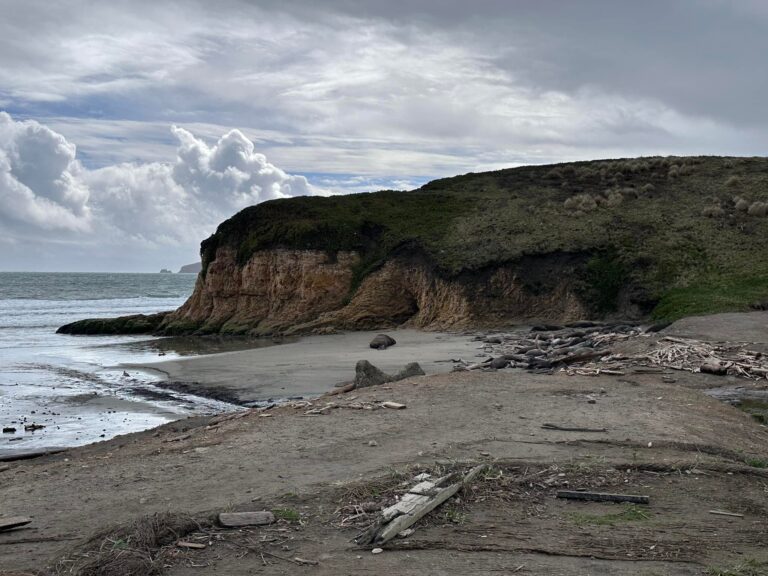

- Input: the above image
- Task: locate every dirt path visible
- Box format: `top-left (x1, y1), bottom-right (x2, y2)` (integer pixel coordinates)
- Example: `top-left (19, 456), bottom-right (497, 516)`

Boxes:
top-left (2, 367), bottom-right (767, 574)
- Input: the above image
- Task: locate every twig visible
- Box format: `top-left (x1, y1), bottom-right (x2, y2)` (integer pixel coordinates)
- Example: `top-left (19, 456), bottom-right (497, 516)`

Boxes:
top-left (261, 550), bottom-right (302, 565)
top-left (709, 510), bottom-right (743, 518)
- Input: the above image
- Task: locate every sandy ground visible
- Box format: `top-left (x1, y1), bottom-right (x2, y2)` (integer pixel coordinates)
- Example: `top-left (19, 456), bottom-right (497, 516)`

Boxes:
top-left (132, 329), bottom-right (483, 403)
top-left (663, 310), bottom-right (768, 346)
top-left (1, 316), bottom-right (767, 575)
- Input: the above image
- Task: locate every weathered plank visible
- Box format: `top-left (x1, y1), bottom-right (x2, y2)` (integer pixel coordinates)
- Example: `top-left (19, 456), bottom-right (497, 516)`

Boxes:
top-left (0, 516), bottom-right (32, 532)
top-left (373, 465), bottom-right (486, 545)
top-left (218, 511), bottom-right (275, 527)
top-left (556, 490), bottom-right (650, 504)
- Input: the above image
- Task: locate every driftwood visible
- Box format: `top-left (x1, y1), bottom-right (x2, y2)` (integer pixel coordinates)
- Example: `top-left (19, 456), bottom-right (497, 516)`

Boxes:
top-left (0, 516), bottom-right (32, 531)
top-left (357, 465), bottom-right (486, 547)
top-left (218, 511), bottom-right (275, 527)
top-left (476, 324), bottom-right (768, 382)
top-left (556, 490), bottom-right (650, 504)
top-left (382, 401), bottom-right (406, 410)
top-left (554, 350), bottom-right (611, 366)
top-left (541, 423), bottom-right (607, 433)
top-left (325, 382), bottom-right (355, 396)
top-left (177, 540), bottom-right (206, 549)
top-left (709, 510), bottom-right (743, 518)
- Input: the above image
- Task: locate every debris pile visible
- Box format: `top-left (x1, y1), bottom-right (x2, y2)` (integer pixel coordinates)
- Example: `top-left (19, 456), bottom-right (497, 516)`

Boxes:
top-left (456, 322), bottom-right (647, 373)
top-left (457, 323), bottom-right (768, 381)
top-left (636, 336), bottom-right (768, 379)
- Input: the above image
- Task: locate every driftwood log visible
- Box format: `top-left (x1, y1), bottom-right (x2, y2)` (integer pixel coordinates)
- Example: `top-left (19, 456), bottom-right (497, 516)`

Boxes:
top-left (556, 490), bottom-right (650, 505)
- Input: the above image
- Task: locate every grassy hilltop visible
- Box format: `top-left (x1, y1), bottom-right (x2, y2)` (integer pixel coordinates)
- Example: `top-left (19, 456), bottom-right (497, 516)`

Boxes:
top-left (201, 155), bottom-right (768, 321)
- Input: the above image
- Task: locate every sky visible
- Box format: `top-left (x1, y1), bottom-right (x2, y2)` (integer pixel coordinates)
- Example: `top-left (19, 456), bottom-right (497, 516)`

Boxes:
top-left (1, 0), bottom-right (767, 272)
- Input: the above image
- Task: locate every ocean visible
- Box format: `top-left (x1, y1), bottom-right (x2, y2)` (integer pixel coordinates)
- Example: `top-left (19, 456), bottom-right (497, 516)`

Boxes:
top-left (0, 272), bottom-right (244, 456)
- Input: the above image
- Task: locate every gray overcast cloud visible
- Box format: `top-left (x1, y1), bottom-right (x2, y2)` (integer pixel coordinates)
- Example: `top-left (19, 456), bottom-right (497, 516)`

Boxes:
top-left (0, 0), bottom-right (766, 271)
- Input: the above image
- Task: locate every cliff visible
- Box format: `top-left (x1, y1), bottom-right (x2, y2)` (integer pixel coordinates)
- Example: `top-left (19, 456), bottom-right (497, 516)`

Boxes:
top-left (178, 262), bottom-right (202, 274)
top-left (59, 156), bottom-right (768, 336)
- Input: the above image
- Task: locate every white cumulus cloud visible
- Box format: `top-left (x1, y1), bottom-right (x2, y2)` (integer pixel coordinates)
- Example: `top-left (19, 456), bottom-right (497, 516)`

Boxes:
top-left (0, 112), bottom-right (90, 232)
top-left (0, 112), bottom-right (320, 264)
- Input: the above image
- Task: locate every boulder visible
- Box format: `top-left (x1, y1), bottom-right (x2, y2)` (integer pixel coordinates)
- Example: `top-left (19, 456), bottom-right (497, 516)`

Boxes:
top-left (700, 361), bottom-right (728, 376)
top-left (394, 362), bottom-right (426, 380)
top-left (354, 360), bottom-right (425, 389)
top-left (370, 334), bottom-right (397, 350)
top-left (355, 360), bottom-right (392, 388)
top-left (489, 357), bottom-right (510, 370)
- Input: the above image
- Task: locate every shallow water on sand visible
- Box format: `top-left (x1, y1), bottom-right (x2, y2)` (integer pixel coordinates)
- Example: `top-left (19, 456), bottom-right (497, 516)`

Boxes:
top-left (0, 272), bottom-right (272, 456)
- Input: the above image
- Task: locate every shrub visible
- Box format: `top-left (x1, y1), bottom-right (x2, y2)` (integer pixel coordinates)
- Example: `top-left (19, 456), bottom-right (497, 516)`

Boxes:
top-left (640, 183), bottom-right (655, 195)
top-left (605, 190), bottom-right (624, 207)
top-left (748, 201), bottom-right (768, 217)
top-left (564, 193), bottom-right (597, 213)
top-left (702, 206), bottom-right (725, 218)
top-left (726, 176), bottom-right (741, 187)
top-left (668, 165), bottom-right (680, 178)
top-left (735, 198), bottom-right (750, 212)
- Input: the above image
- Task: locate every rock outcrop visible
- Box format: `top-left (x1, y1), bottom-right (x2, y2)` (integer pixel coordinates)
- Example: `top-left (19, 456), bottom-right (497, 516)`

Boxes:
top-left (178, 262), bottom-right (202, 274)
top-left (58, 312), bottom-right (170, 335)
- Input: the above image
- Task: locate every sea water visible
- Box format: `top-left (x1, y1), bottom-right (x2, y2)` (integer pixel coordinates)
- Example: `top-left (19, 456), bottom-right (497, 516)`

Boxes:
top-left (0, 272), bottom-right (243, 455)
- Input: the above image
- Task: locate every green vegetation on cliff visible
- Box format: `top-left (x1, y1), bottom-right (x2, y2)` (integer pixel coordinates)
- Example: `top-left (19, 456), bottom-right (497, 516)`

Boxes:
top-left (202, 156), bottom-right (768, 321)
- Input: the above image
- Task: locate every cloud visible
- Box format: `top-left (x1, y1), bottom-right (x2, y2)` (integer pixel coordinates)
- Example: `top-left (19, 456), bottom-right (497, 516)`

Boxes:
top-left (0, 112), bottom-right (319, 257)
top-left (2, 1), bottom-right (768, 270)
top-left (170, 125), bottom-right (312, 207)
top-left (0, 112), bottom-right (90, 232)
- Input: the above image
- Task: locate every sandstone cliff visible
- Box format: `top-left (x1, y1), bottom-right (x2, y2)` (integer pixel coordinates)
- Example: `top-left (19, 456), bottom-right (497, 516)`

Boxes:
top-left (158, 248), bottom-right (593, 336)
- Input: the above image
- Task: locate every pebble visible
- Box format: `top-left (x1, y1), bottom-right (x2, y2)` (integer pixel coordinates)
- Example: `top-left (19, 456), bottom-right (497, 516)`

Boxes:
top-left (368, 440), bottom-right (378, 447)
top-left (371, 548), bottom-right (383, 554)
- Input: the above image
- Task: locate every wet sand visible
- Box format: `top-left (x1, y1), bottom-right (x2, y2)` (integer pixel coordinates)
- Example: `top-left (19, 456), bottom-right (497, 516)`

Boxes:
top-left (133, 329), bottom-right (484, 403)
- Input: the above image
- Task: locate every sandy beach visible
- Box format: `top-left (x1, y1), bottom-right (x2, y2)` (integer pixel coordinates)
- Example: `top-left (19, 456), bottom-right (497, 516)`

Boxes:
top-left (132, 329), bottom-right (485, 404)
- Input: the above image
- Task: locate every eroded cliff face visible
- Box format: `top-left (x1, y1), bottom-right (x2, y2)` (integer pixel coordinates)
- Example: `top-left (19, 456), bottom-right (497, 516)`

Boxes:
top-left (161, 247), bottom-right (591, 335)
top-left (161, 248), bottom-right (361, 334)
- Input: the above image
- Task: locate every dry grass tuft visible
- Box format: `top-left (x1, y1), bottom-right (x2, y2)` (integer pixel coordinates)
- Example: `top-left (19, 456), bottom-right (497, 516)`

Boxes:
top-left (48, 512), bottom-right (204, 576)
